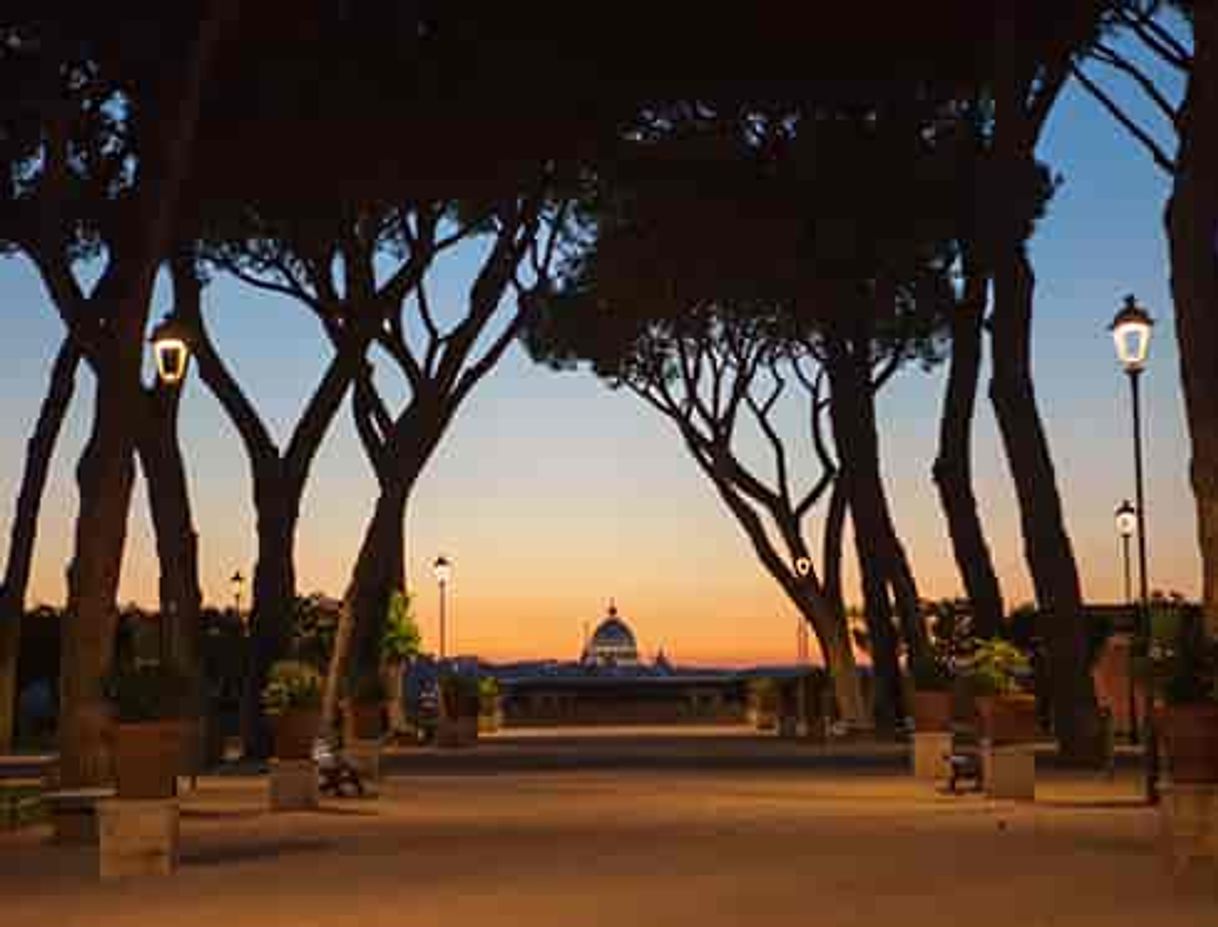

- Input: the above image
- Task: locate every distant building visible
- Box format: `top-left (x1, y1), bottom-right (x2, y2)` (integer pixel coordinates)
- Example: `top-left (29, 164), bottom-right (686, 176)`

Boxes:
top-left (483, 601), bottom-right (819, 727)
top-left (581, 601), bottom-right (641, 667)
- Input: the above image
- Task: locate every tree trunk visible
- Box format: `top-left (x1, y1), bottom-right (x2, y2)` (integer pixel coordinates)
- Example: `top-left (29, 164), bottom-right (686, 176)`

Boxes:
top-left (0, 338), bottom-right (79, 751)
top-left (933, 267), bottom-right (1005, 638)
top-left (1169, 6), bottom-right (1218, 639)
top-left (853, 517), bottom-right (902, 735)
top-left (239, 480), bottom-right (299, 758)
top-left (811, 603), bottom-right (868, 729)
top-left (989, 239), bottom-right (1100, 765)
top-left (322, 482), bottom-right (409, 731)
top-left (60, 364), bottom-right (139, 787)
top-left (136, 381), bottom-right (203, 771)
top-left (826, 332), bottom-right (930, 668)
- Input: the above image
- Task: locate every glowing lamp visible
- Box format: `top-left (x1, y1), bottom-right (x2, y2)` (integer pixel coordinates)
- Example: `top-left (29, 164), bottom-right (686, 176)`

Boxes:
top-left (433, 555), bottom-right (451, 585)
top-left (1109, 295), bottom-right (1153, 373)
top-left (150, 315), bottom-right (191, 385)
top-left (1115, 499), bottom-right (1137, 538)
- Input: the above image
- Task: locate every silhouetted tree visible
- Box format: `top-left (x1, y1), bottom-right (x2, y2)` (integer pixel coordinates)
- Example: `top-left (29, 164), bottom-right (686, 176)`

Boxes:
top-left (0, 4), bottom-right (232, 786)
top-left (978, 2), bottom-right (1109, 764)
top-left (0, 338), bottom-right (79, 750)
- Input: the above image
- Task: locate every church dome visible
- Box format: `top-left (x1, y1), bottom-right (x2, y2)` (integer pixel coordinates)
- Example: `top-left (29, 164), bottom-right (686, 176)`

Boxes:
top-left (584, 602), bottom-right (639, 665)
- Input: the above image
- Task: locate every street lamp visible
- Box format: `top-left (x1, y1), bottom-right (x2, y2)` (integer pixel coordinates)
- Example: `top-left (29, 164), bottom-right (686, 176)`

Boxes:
top-left (433, 555), bottom-right (451, 661)
top-left (149, 315), bottom-right (192, 386)
top-left (1115, 499), bottom-right (1137, 743)
top-left (230, 570), bottom-right (246, 623)
top-left (1110, 294), bottom-right (1155, 802)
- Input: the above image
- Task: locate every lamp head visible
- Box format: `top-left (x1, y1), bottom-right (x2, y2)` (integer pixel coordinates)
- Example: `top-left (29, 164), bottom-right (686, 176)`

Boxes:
top-left (1115, 499), bottom-right (1137, 538)
top-left (1110, 295), bottom-right (1153, 372)
top-left (433, 555), bottom-right (451, 585)
top-left (150, 315), bottom-right (192, 385)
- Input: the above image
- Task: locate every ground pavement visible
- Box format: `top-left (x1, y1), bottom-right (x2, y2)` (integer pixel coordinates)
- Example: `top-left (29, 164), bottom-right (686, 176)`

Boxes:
top-left (1, 728), bottom-right (1215, 926)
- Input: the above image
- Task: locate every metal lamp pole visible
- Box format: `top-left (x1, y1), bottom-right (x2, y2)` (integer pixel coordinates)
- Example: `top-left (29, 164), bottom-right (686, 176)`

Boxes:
top-left (1116, 500), bottom-right (1137, 743)
top-left (434, 555), bottom-right (451, 663)
top-left (1110, 295), bottom-right (1156, 805)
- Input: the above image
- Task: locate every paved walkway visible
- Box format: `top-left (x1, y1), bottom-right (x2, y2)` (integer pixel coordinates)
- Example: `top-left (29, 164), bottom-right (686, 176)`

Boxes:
top-left (1, 733), bottom-right (1214, 926)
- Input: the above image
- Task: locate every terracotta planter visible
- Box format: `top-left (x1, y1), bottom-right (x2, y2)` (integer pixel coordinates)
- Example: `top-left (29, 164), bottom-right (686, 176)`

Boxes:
top-left (114, 720), bottom-right (184, 799)
top-left (1160, 702), bottom-right (1218, 784)
top-left (345, 702), bottom-right (383, 741)
top-left (976, 694), bottom-right (1038, 745)
top-left (273, 708), bottom-right (321, 760)
top-left (912, 691), bottom-right (953, 732)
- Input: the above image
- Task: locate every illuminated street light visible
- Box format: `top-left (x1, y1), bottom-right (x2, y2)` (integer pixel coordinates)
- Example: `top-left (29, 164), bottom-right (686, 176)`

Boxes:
top-left (1110, 294), bottom-right (1155, 801)
top-left (149, 314), bottom-right (191, 385)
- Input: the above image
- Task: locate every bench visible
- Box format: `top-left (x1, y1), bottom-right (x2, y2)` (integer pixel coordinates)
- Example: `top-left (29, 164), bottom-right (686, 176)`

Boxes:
top-left (942, 726), bottom-right (984, 794)
top-left (314, 739), bottom-right (364, 798)
top-left (945, 749), bottom-right (983, 793)
top-left (0, 755), bottom-right (57, 829)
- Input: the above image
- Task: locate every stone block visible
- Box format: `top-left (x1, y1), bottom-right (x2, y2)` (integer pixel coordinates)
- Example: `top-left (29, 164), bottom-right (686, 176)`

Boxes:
top-left (269, 758), bottom-right (318, 811)
top-left (1159, 784), bottom-right (1218, 874)
top-left (97, 798), bottom-right (179, 878)
top-left (983, 743), bottom-right (1035, 800)
top-left (912, 731), bottom-right (952, 781)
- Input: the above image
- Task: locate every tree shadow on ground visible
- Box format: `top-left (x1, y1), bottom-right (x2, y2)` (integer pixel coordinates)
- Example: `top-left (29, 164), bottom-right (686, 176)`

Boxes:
top-left (182, 837), bottom-right (334, 866)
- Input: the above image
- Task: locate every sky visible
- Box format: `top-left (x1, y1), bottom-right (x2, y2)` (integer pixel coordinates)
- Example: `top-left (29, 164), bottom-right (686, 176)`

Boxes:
top-left (0, 46), bottom-right (1198, 668)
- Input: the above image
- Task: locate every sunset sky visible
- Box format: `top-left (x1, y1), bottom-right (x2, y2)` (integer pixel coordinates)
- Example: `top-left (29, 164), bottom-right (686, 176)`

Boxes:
top-left (0, 55), bottom-right (1196, 668)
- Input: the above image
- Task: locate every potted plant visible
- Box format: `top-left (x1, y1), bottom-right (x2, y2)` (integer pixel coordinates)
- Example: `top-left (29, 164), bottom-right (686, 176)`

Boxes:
top-left (478, 676), bottom-right (502, 733)
top-left (910, 656), bottom-right (954, 733)
top-left (103, 660), bottom-right (194, 799)
top-left (262, 660), bottom-right (322, 760)
top-left (749, 678), bottom-right (779, 731)
top-left (437, 673), bottom-right (480, 747)
top-left (345, 674), bottom-right (386, 741)
top-left (1150, 604), bottom-right (1218, 784)
top-left (968, 638), bottom-right (1037, 745)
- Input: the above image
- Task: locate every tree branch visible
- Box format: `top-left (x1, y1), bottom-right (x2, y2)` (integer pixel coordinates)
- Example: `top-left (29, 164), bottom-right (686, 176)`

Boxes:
top-left (1090, 40), bottom-right (1181, 127)
top-left (1071, 63), bottom-right (1177, 175)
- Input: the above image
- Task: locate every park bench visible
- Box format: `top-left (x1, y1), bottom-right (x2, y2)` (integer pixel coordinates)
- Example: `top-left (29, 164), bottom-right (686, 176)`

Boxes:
top-left (314, 737), bottom-right (364, 798)
top-left (0, 755), bottom-right (56, 829)
top-left (943, 728), bottom-right (983, 794)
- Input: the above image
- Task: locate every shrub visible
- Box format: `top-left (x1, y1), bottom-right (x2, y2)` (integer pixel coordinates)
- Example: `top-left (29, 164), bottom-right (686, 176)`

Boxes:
top-left (103, 661), bottom-right (194, 723)
top-left (966, 638), bottom-right (1031, 697)
top-left (262, 660), bottom-right (323, 715)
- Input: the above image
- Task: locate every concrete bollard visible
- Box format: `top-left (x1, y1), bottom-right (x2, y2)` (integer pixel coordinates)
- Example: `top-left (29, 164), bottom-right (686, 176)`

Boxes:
top-left (912, 731), bottom-right (952, 781)
top-left (1159, 783), bottom-right (1218, 875)
top-left (269, 759), bottom-right (319, 811)
top-left (982, 743), bottom-right (1035, 800)
top-left (97, 798), bottom-right (179, 878)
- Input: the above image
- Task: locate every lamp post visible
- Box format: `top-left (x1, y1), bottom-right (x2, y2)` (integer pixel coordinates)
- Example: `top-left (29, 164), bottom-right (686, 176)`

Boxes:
top-left (149, 315), bottom-right (192, 386)
top-left (1115, 499), bottom-right (1137, 743)
top-left (230, 570), bottom-right (245, 625)
top-left (1110, 294), bottom-right (1156, 803)
top-left (433, 555), bottom-right (452, 662)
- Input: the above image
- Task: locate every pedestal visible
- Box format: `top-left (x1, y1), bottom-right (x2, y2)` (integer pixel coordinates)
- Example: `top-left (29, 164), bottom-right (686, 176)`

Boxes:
top-left (97, 798), bottom-right (179, 878)
top-left (982, 744), bottom-right (1035, 800)
top-left (345, 740), bottom-right (381, 797)
top-left (912, 731), bottom-right (952, 781)
top-left (269, 759), bottom-right (318, 811)
top-left (1159, 783), bottom-right (1218, 874)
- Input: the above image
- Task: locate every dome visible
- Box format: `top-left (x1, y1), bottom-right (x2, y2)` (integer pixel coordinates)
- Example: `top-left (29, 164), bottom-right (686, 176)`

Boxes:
top-left (583, 601), bottom-right (639, 666)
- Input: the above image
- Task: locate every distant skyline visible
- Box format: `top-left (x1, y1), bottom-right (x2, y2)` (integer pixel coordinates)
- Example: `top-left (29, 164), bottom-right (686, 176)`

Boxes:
top-left (0, 57), bottom-right (1198, 667)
